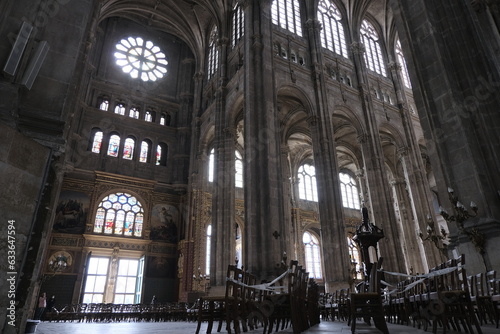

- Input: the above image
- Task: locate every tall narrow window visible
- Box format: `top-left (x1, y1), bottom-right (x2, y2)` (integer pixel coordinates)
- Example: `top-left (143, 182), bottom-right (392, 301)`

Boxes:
top-left (99, 99), bottom-right (109, 111)
top-left (395, 39), bottom-right (412, 89)
top-left (208, 148), bottom-right (215, 182)
top-left (298, 163), bottom-right (318, 202)
top-left (114, 259), bottom-right (140, 304)
top-left (208, 26), bottom-right (219, 80)
top-left (139, 141), bottom-right (150, 163)
top-left (145, 110), bottom-right (153, 122)
top-left (114, 103), bottom-right (126, 115)
top-left (93, 192), bottom-right (144, 237)
top-left (235, 224), bottom-right (242, 269)
top-left (92, 131), bottom-right (103, 154)
top-left (360, 20), bottom-right (386, 76)
top-left (271, 0), bottom-right (302, 37)
top-left (129, 107), bottom-right (139, 119)
top-left (156, 145), bottom-right (162, 165)
top-left (339, 172), bottom-right (360, 209)
top-left (303, 231), bottom-right (322, 279)
top-left (107, 134), bottom-right (120, 157)
top-left (82, 257), bottom-right (109, 303)
top-left (232, 3), bottom-right (245, 47)
top-left (235, 150), bottom-right (243, 188)
top-left (206, 225), bottom-right (212, 276)
top-left (123, 138), bottom-right (135, 160)
top-left (318, 0), bottom-right (348, 58)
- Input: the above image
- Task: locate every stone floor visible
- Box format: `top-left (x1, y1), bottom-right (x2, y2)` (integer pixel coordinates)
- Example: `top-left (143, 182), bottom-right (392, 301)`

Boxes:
top-left (34, 320), bottom-right (498, 334)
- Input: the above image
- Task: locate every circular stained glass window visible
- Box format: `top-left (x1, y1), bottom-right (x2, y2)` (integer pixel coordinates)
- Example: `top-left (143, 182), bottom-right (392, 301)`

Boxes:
top-left (114, 37), bottom-right (168, 82)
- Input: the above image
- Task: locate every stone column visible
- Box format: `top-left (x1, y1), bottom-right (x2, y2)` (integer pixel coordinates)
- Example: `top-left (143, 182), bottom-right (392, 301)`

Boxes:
top-left (388, 61), bottom-right (444, 269)
top-left (304, 18), bottom-right (351, 291)
top-left (350, 42), bottom-right (406, 274)
top-left (211, 34), bottom-right (236, 286)
top-left (390, 0), bottom-right (500, 272)
top-left (242, 0), bottom-right (287, 280)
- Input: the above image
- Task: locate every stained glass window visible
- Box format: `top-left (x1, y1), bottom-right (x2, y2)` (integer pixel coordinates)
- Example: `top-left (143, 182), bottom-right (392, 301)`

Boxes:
top-left (99, 99), bottom-right (109, 111)
top-left (318, 0), bottom-right (348, 57)
top-left (206, 224), bottom-right (212, 276)
top-left (232, 3), bottom-right (244, 47)
top-left (160, 114), bottom-right (166, 125)
top-left (92, 131), bottom-right (103, 154)
top-left (396, 39), bottom-right (412, 89)
top-left (360, 20), bottom-right (386, 76)
top-left (123, 138), bottom-right (135, 160)
top-left (208, 26), bottom-right (219, 80)
top-left (156, 145), bottom-right (162, 165)
top-left (303, 231), bottom-right (322, 278)
top-left (107, 134), bottom-right (120, 157)
top-left (208, 148), bottom-right (215, 182)
top-left (139, 141), bottom-right (149, 163)
top-left (298, 163), bottom-right (318, 202)
top-left (340, 172), bottom-right (360, 209)
top-left (94, 192), bottom-right (144, 237)
top-left (114, 103), bottom-right (126, 115)
top-left (235, 150), bottom-right (243, 188)
top-left (271, 0), bottom-right (303, 37)
top-left (129, 107), bottom-right (139, 119)
top-left (145, 111), bottom-right (153, 122)
top-left (114, 37), bottom-right (168, 82)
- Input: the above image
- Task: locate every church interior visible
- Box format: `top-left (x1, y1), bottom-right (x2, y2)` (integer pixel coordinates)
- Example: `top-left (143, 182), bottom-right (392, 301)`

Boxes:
top-left (1, 0), bottom-right (500, 333)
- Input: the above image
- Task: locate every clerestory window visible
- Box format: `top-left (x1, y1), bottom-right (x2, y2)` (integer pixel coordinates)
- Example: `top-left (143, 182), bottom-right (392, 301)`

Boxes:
top-left (360, 20), bottom-right (386, 76)
top-left (318, 0), bottom-right (348, 58)
top-left (271, 0), bottom-right (303, 37)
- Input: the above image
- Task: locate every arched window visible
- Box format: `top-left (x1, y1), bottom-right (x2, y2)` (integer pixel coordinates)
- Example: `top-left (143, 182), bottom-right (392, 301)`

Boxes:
top-left (99, 99), bottom-right (109, 111)
top-left (123, 137), bottom-right (135, 160)
top-left (232, 3), bottom-right (244, 47)
top-left (107, 134), bottom-right (120, 157)
top-left (129, 107), bottom-right (139, 119)
top-left (91, 131), bottom-right (103, 154)
top-left (339, 172), bottom-right (360, 209)
top-left (114, 103), bottom-right (126, 115)
top-left (271, 0), bottom-right (303, 37)
top-left (156, 143), bottom-right (167, 166)
top-left (139, 140), bottom-right (150, 163)
top-left (318, 0), bottom-right (348, 58)
top-left (348, 236), bottom-right (363, 280)
top-left (206, 224), bottom-right (212, 276)
top-left (360, 20), bottom-right (386, 76)
top-left (235, 150), bottom-right (243, 188)
top-left (395, 39), bottom-right (412, 89)
top-left (93, 192), bottom-right (144, 237)
top-left (208, 26), bottom-right (219, 80)
top-left (145, 110), bottom-right (153, 122)
top-left (208, 148), bottom-right (215, 182)
top-left (298, 163), bottom-right (318, 202)
top-left (303, 231), bottom-right (322, 279)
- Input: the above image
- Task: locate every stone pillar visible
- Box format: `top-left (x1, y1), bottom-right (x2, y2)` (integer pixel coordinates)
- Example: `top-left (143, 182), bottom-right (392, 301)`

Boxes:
top-left (304, 18), bottom-right (351, 291)
top-left (350, 41), bottom-right (406, 274)
top-left (387, 60), bottom-right (443, 269)
top-left (390, 0), bottom-right (500, 272)
top-left (211, 34), bottom-right (236, 286)
top-left (242, 0), bottom-right (287, 280)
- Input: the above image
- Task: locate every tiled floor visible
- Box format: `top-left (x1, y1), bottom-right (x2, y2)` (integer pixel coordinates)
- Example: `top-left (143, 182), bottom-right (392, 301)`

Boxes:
top-left (35, 320), bottom-right (498, 334)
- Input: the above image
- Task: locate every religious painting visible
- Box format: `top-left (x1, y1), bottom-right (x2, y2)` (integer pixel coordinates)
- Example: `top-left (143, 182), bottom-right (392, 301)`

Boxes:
top-left (52, 190), bottom-right (89, 234)
top-left (150, 204), bottom-right (178, 242)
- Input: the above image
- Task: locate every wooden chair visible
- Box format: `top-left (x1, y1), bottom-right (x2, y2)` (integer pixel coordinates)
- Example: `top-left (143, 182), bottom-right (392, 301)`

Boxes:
top-left (349, 259), bottom-right (389, 334)
top-left (428, 254), bottom-right (482, 334)
top-left (486, 270), bottom-right (500, 328)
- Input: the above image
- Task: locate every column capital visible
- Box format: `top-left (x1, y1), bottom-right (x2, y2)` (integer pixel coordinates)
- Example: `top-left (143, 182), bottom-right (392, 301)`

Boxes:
top-left (305, 19), bottom-right (322, 31)
top-left (350, 42), bottom-right (365, 55)
top-left (388, 61), bottom-right (401, 72)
